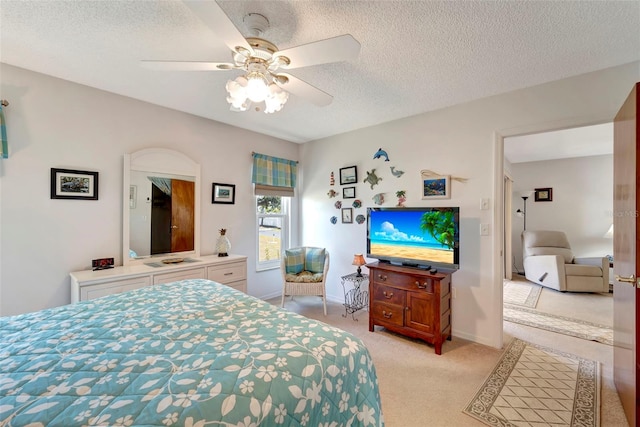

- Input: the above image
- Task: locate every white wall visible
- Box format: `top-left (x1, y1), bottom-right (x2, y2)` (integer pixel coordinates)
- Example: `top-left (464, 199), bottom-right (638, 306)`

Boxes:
top-left (300, 62), bottom-right (639, 349)
top-left (0, 63), bottom-right (299, 316)
top-left (1, 61), bottom-right (638, 350)
top-left (510, 154), bottom-right (613, 272)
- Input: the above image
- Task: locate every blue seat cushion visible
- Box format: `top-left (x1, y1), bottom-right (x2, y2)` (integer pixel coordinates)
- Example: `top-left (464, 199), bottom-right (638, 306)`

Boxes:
top-left (305, 248), bottom-right (326, 274)
top-left (284, 248), bottom-right (305, 274)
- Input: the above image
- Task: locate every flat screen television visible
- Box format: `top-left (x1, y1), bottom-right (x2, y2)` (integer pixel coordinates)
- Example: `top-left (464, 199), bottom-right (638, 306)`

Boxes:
top-left (366, 207), bottom-right (460, 270)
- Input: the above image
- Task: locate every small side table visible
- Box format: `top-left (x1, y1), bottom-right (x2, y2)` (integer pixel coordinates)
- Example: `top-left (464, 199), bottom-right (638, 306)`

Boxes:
top-left (341, 273), bottom-right (369, 320)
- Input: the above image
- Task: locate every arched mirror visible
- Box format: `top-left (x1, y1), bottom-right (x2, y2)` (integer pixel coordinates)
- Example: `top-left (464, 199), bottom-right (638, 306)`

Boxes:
top-left (123, 148), bottom-right (200, 265)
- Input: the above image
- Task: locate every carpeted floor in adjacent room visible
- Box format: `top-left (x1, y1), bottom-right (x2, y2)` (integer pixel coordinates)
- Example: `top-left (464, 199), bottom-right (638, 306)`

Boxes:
top-left (268, 276), bottom-right (627, 426)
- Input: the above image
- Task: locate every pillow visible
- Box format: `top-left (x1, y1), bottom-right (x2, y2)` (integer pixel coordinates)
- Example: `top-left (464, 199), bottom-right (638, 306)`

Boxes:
top-left (285, 248), bottom-right (305, 274)
top-left (305, 247), bottom-right (326, 274)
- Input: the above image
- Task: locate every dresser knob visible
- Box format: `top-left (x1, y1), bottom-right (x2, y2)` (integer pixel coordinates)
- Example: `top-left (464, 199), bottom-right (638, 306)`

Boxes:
top-left (383, 291), bottom-right (393, 299)
top-left (382, 310), bottom-right (393, 319)
top-left (378, 274), bottom-right (387, 281)
top-left (417, 282), bottom-right (427, 289)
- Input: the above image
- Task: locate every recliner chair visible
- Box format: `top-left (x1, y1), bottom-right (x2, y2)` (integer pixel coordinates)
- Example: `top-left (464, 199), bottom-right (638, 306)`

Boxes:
top-left (522, 230), bottom-right (609, 292)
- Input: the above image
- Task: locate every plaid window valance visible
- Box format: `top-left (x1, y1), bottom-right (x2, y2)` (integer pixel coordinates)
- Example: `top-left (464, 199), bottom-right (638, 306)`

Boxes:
top-left (252, 153), bottom-right (297, 197)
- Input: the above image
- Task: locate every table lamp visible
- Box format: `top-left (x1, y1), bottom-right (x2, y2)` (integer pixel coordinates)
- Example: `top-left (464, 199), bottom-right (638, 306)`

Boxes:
top-left (352, 254), bottom-right (366, 277)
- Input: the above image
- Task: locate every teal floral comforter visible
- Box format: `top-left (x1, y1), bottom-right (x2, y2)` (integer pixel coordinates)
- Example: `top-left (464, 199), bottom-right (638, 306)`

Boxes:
top-left (0, 279), bottom-right (384, 426)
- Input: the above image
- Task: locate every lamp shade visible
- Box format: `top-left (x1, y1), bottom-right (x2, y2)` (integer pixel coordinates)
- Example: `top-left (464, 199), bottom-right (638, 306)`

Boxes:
top-left (352, 254), bottom-right (366, 277)
top-left (352, 254), bottom-right (366, 266)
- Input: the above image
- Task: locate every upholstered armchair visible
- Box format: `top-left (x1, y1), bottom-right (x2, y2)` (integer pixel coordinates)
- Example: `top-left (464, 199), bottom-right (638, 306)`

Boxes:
top-left (281, 247), bottom-right (330, 315)
top-left (522, 230), bottom-right (609, 292)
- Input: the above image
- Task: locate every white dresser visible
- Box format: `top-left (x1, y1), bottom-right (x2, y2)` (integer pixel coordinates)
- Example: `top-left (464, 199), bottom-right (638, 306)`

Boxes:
top-left (70, 254), bottom-right (247, 303)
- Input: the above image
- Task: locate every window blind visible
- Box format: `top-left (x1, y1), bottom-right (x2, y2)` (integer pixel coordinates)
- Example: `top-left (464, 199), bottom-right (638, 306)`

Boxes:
top-left (252, 153), bottom-right (297, 197)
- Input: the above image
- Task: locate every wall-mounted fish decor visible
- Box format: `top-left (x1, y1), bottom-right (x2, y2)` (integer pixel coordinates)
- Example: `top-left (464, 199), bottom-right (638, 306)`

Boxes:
top-left (327, 189), bottom-right (338, 198)
top-left (373, 148), bottom-right (390, 162)
top-left (372, 193), bottom-right (385, 205)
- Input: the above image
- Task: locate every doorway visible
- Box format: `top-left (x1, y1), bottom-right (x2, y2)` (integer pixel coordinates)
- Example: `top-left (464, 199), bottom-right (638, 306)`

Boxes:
top-left (503, 123), bottom-right (614, 278)
top-left (500, 123), bottom-right (615, 356)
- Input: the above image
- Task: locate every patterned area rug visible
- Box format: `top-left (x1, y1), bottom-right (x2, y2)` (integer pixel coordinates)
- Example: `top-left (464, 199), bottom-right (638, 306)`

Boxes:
top-left (504, 279), bottom-right (542, 308)
top-left (504, 305), bottom-right (613, 346)
top-left (463, 338), bottom-right (600, 426)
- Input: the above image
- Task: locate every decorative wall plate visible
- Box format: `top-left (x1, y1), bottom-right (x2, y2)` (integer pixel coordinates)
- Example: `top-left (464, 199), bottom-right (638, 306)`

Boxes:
top-left (356, 214), bottom-right (365, 224)
top-left (334, 201), bottom-right (342, 209)
top-left (330, 216), bottom-right (338, 224)
top-left (352, 199), bottom-right (362, 208)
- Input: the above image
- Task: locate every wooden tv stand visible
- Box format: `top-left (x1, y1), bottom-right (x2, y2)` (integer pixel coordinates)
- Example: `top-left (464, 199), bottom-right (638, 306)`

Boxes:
top-left (367, 262), bottom-right (453, 355)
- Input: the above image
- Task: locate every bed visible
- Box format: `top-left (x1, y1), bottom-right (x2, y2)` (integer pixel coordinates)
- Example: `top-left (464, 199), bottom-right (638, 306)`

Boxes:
top-left (0, 279), bottom-right (384, 426)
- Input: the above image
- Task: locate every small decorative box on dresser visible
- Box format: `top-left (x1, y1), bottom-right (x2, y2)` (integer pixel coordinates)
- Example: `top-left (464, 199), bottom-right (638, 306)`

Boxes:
top-left (70, 254), bottom-right (247, 303)
top-left (367, 262), bottom-right (453, 355)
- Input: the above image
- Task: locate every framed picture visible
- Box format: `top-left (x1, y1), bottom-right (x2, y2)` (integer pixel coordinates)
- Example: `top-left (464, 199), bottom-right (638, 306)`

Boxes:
top-left (339, 166), bottom-right (358, 185)
top-left (50, 168), bottom-right (98, 200)
top-left (535, 187), bottom-right (553, 202)
top-left (212, 182), bottom-right (236, 204)
top-left (421, 175), bottom-right (450, 199)
top-left (341, 207), bottom-right (353, 224)
top-left (343, 186), bottom-right (356, 199)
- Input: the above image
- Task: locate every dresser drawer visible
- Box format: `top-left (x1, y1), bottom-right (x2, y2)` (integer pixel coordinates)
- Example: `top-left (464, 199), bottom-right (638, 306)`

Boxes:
top-left (81, 276), bottom-right (151, 301)
top-left (207, 263), bottom-right (246, 284)
top-left (371, 301), bottom-right (404, 327)
top-left (153, 267), bottom-right (206, 285)
top-left (372, 270), bottom-right (434, 292)
top-left (372, 284), bottom-right (405, 306)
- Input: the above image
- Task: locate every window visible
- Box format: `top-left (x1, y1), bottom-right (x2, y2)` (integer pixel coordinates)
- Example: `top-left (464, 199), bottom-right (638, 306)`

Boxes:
top-left (256, 195), bottom-right (289, 271)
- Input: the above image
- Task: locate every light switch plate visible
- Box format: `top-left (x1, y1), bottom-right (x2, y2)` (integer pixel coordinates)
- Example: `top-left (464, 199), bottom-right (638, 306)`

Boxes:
top-left (480, 223), bottom-right (490, 236)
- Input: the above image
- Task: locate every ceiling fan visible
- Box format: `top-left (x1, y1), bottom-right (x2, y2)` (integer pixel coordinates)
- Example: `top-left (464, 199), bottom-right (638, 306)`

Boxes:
top-left (142, 0), bottom-right (361, 113)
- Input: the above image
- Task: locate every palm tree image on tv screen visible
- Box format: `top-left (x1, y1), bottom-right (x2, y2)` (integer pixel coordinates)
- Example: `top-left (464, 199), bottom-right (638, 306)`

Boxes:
top-left (420, 210), bottom-right (456, 251)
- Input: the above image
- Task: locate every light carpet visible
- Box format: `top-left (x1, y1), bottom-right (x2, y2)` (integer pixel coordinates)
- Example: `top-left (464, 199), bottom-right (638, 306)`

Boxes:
top-left (504, 305), bottom-right (613, 346)
top-left (463, 338), bottom-right (600, 427)
top-left (504, 279), bottom-right (542, 307)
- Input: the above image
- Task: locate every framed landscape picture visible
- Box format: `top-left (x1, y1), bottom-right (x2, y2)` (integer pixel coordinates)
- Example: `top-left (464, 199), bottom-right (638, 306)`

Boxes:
top-left (343, 186), bottom-right (356, 199)
top-left (50, 168), bottom-right (99, 200)
top-left (421, 175), bottom-right (450, 199)
top-left (535, 187), bottom-right (553, 202)
top-left (212, 182), bottom-right (236, 204)
top-left (339, 166), bottom-right (358, 185)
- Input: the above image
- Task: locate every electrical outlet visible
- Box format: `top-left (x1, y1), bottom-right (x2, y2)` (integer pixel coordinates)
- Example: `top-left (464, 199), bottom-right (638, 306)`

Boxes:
top-left (480, 198), bottom-right (490, 210)
top-left (480, 223), bottom-right (490, 236)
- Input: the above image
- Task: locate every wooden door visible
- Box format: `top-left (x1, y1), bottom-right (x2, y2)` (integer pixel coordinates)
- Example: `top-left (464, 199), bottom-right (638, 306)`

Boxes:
top-left (613, 82), bottom-right (639, 425)
top-left (171, 179), bottom-right (195, 252)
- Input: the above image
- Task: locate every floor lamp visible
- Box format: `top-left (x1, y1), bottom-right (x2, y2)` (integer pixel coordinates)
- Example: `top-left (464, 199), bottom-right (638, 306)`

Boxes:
top-left (516, 196), bottom-right (529, 231)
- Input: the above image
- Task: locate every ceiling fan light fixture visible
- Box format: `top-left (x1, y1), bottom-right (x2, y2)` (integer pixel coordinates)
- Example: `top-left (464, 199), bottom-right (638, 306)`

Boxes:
top-left (245, 71), bottom-right (270, 102)
top-left (226, 77), bottom-right (249, 110)
top-left (263, 83), bottom-right (289, 114)
top-left (226, 73), bottom-right (288, 113)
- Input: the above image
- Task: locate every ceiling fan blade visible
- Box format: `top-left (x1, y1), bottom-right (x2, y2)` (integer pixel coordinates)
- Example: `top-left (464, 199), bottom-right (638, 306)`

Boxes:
top-left (275, 73), bottom-right (333, 107)
top-left (183, 0), bottom-right (253, 55)
top-left (141, 60), bottom-right (237, 71)
top-left (274, 34), bottom-right (360, 69)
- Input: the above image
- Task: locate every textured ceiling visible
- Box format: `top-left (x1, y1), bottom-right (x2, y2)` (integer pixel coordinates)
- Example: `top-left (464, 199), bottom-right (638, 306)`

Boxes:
top-left (1, 0), bottom-right (639, 143)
